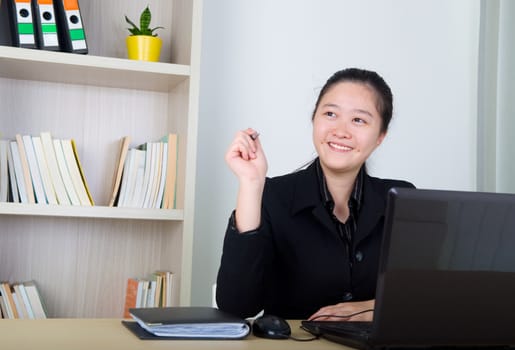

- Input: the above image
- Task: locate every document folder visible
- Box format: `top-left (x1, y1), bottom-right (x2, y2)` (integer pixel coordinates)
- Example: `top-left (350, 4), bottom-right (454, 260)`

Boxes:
top-left (123, 307), bottom-right (250, 340)
top-left (3, 0), bottom-right (38, 48)
top-left (33, 0), bottom-right (60, 51)
top-left (54, 0), bottom-right (87, 53)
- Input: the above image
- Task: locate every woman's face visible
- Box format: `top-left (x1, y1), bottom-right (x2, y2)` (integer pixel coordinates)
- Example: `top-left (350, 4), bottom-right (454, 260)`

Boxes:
top-left (312, 81), bottom-right (386, 176)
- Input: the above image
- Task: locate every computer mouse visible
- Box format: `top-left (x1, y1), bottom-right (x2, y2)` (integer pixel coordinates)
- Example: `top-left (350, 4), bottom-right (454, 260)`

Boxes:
top-left (252, 314), bottom-right (291, 339)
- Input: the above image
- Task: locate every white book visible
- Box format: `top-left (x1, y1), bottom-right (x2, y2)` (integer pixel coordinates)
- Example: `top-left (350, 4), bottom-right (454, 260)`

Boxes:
top-left (130, 162), bottom-right (145, 208)
top-left (52, 138), bottom-right (80, 206)
top-left (0, 140), bottom-right (8, 202)
top-left (15, 134), bottom-right (35, 203)
top-left (32, 136), bottom-right (58, 205)
top-left (41, 132), bottom-right (73, 205)
top-left (22, 135), bottom-right (46, 204)
top-left (139, 143), bottom-right (154, 208)
top-left (117, 148), bottom-right (134, 207)
top-left (17, 284), bottom-right (35, 319)
top-left (12, 285), bottom-right (28, 319)
top-left (130, 149), bottom-right (146, 208)
top-left (10, 141), bottom-right (28, 203)
top-left (6, 143), bottom-right (20, 203)
top-left (135, 279), bottom-right (145, 308)
top-left (121, 149), bottom-right (144, 208)
top-left (145, 142), bottom-right (161, 208)
top-left (23, 281), bottom-right (47, 319)
top-left (147, 280), bottom-right (156, 308)
top-left (60, 139), bottom-right (92, 206)
top-left (154, 143), bottom-right (168, 208)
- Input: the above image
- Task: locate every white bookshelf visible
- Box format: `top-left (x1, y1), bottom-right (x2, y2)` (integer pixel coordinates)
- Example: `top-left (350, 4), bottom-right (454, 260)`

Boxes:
top-left (0, 0), bottom-right (202, 317)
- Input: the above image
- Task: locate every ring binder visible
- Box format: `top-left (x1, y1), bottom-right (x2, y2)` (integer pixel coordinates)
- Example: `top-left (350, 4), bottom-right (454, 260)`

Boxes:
top-left (32, 0), bottom-right (60, 51)
top-left (54, 0), bottom-right (87, 53)
top-left (3, 0), bottom-right (38, 48)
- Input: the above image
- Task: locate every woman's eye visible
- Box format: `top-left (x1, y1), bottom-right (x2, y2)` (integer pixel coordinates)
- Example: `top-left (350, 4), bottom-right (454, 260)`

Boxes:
top-left (353, 117), bottom-right (366, 124)
top-left (325, 111), bottom-right (337, 118)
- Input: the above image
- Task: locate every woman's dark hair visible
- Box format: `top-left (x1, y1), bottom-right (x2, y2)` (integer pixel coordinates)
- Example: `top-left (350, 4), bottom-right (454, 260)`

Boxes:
top-left (312, 68), bottom-right (393, 133)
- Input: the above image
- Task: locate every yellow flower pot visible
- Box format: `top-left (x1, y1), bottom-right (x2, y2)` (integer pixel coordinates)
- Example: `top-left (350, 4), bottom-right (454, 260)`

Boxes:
top-left (126, 35), bottom-right (162, 62)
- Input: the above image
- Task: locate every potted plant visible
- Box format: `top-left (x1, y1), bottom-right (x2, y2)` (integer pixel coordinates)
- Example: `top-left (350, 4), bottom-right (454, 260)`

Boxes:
top-left (125, 6), bottom-right (164, 62)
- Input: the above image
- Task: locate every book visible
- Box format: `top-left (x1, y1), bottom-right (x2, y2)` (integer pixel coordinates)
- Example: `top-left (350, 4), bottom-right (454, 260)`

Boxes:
top-left (60, 139), bottom-right (93, 206)
top-left (16, 283), bottom-right (35, 319)
top-left (108, 136), bottom-right (131, 207)
top-left (15, 134), bottom-right (35, 203)
top-left (120, 148), bottom-right (145, 208)
top-left (123, 278), bottom-right (139, 319)
top-left (22, 281), bottom-right (47, 319)
top-left (12, 284), bottom-right (29, 319)
top-left (129, 148), bottom-right (146, 208)
top-left (0, 140), bottom-right (8, 202)
top-left (139, 142), bottom-right (154, 208)
top-left (6, 143), bottom-right (20, 202)
top-left (9, 141), bottom-right (28, 203)
top-left (0, 282), bottom-right (18, 318)
top-left (124, 307), bottom-right (250, 339)
top-left (41, 132), bottom-right (73, 205)
top-left (0, 294), bottom-right (8, 318)
top-left (32, 136), bottom-right (58, 204)
top-left (22, 134), bottom-right (46, 203)
top-left (153, 143), bottom-right (167, 208)
top-left (162, 134), bottom-right (178, 209)
top-left (70, 139), bottom-right (94, 205)
top-left (52, 138), bottom-right (79, 205)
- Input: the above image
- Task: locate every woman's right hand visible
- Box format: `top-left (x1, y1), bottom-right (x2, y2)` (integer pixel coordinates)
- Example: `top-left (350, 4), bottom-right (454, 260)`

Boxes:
top-left (225, 128), bottom-right (268, 183)
top-left (225, 128), bottom-right (268, 232)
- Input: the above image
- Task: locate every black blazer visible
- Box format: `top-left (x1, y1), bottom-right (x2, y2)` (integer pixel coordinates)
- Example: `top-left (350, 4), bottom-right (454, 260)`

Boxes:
top-left (216, 160), bottom-right (414, 319)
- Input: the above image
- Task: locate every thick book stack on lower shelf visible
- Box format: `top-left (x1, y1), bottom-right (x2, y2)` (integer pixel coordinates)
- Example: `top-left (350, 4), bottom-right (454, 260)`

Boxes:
top-left (123, 270), bottom-right (175, 318)
top-left (0, 281), bottom-right (47, 319)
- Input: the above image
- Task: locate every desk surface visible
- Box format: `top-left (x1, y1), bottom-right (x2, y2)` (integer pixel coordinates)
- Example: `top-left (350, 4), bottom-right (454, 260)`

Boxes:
top-left (0, 319), bottom-right (350, 350)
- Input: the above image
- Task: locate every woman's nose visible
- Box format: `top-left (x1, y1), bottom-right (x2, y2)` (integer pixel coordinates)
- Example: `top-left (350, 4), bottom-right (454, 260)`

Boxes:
top-left (333, 121), bottom-right (351, 139)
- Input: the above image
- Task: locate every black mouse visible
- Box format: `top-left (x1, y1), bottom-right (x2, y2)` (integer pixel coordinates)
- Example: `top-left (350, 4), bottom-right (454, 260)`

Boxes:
top-left (252, 314), bottom-right (291, 339)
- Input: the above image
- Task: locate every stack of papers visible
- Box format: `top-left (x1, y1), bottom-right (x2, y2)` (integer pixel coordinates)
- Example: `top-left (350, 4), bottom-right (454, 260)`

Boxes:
top-left (124, 306), bottom-right (250, 340)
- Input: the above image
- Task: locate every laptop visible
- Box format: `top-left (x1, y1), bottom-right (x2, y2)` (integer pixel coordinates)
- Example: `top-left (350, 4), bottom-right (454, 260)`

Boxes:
top-left (302, 187), bottom-right (515, 349)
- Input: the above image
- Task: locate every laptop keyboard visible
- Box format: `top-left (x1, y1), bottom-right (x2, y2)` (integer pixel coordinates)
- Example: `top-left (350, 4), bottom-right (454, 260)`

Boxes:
top-left (302, 321), bottom-right (372, 337)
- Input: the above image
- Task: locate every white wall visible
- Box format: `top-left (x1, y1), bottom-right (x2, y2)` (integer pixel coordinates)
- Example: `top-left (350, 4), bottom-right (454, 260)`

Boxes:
top-left (497, 0), bottom-right (515, 192)
top-left (192, 0), bottom-right (481, 305)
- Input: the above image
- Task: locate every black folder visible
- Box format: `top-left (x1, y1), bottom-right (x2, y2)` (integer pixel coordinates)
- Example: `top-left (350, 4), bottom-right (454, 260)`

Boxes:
top-left (53, 0), bottom-right (88, 54)
top-left (2, 0), bottom-right (38, 48)
top-left (123, 307), bottom-right (250, 340)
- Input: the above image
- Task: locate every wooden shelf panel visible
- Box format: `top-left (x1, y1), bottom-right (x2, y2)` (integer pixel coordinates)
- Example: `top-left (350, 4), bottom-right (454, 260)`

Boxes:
top-left (0, 46), bottom-right (190, 92)
top-left (0, 202), bottom-right (184, 221)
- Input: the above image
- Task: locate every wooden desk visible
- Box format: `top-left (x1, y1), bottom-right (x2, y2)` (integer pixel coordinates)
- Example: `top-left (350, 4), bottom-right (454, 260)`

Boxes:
top-left (0, 319), bottom-right (350, 350)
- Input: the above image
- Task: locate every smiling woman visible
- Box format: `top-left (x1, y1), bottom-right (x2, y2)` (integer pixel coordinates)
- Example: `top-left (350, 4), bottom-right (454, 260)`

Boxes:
top-left (215, 68), bottom-right (415, 321)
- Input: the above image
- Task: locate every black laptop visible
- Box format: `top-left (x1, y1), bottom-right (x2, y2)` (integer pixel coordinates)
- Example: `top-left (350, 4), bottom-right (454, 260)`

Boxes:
top-left (302, 187), bottom-right (515, 349)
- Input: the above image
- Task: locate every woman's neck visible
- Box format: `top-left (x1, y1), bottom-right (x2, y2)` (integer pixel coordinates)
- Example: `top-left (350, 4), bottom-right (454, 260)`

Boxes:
top-left (321, 165), bottom-right (361, 222)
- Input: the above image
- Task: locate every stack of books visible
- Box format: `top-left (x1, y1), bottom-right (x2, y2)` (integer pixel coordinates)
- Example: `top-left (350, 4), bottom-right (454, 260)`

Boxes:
top-left (123, 271), bottom-right (175, 318)
top-left (109, 134), bottom-right (178, 209)
top-left (0, 280), bottom-right (47, 319)
top-left (0, 133), bottom-right (93, 205)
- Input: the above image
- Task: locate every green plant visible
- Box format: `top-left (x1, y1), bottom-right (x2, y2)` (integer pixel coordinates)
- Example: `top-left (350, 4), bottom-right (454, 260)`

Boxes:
top-left (125, 6), bottom-right (164, 36)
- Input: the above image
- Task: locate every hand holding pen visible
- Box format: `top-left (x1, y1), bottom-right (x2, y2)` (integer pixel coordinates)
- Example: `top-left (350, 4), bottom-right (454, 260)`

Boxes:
top-left (225, 128), bottom-right (268, 232)
top-left (225, 128), bottom-right (268, 181)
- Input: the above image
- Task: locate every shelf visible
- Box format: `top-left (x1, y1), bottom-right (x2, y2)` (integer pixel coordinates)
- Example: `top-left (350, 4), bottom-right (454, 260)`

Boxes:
top-left (0, 202), bottom-right (184, 221)
top-left (0, 46), bottom-right (190, 92)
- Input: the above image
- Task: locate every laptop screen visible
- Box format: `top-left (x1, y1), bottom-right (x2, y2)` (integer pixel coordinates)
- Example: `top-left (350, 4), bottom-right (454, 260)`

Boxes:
top-left (373, 188), bottom-right (515, 347)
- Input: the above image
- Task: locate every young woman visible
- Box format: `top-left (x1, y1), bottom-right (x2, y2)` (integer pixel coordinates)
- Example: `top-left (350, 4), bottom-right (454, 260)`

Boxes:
top-left (216, 68), bottom-right (414, 321)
